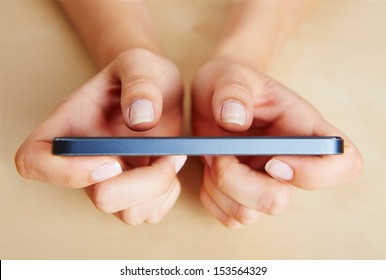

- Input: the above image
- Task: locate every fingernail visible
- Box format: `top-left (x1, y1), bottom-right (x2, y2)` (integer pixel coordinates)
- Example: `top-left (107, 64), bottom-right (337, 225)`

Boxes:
top-left (128, 99), bottom-right (155, 126)
top-left (226, 218), bottom-right (243, 230)
top-left (265, 159), bottom-right (293, 181)
top-left (221, 101), bottom-right (247, 125)
top-left (173, 155), bottom-right (187, 173)
top-left (91, 161), bottom-right (122, 182)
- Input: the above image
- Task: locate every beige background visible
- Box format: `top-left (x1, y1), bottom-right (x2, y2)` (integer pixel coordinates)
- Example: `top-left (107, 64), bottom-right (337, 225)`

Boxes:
top-left (1, 0), bottom-right (385, 259)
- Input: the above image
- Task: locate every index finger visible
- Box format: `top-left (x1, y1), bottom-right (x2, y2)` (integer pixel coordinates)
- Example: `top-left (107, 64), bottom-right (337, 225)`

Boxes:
top-left (15, 71), bottom-right (123, 188)
top-left (265, 122), bottom-right (363, 190)
top-left (15, 139), bottom-right (122, 189)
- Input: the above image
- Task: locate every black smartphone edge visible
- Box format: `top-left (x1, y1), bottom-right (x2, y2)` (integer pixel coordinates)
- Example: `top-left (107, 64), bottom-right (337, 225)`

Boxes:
top-left (52, 136), bottom-right (344, 156)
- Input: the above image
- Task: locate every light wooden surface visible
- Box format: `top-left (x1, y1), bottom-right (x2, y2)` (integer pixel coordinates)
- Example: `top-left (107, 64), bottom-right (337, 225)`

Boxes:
top-left (1, 0), bottom-right (385, 259)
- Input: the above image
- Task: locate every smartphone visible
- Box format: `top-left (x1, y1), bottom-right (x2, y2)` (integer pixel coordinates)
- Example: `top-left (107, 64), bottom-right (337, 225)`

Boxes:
top-left (52, 136), bottom-right (343, 156)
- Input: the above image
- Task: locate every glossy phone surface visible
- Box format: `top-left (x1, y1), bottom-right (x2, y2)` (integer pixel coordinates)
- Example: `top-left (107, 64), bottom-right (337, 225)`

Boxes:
top-left (52, 136), bottom-right (344, 156)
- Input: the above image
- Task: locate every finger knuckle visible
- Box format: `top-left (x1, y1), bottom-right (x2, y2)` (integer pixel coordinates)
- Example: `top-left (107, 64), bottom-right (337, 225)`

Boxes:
top-left (352, 153), bottom-right (364, 180)
top-left (212, 163), bottom-right (232, 192)
top-left (217, 78), bottom-right (249, 95)
top-left (15, 147), bottom-right (30, 179)
top-left (146, 212), bottom-right (162, 224)
top-left (224, 62), bottom-right (256, 79)
top-left (339, 150), bottom-right (364, 185)
top-left (261, 188), bottom-right (291, 215)
top-left (122, 74), bottom-right (155, 93)
top-left (154, 169), bottom-right (174, 194)
top-left (15, 146), bottom-right (41, 181)
top-left (223, 217), bottom-right (242, 229)
top-left (214, 168), bottom-right (227, 191)
top-left (120, 208), bottom-right (144, 226)
top-left (91, 186), bottom-right (115, 214)
top-left (116, 48), bottom-right (150, 63)
top-left (232, 204), bottom-right (259, 225)
top-left (58, 176), bottom-right (84, 189)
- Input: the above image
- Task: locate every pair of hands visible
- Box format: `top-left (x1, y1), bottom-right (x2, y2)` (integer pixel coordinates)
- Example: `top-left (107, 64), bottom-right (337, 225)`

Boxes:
top-left (15, 48), bottom-right (362, 228)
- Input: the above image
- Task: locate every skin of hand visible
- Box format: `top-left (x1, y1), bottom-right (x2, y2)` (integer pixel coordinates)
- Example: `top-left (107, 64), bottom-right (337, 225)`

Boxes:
top-left (191, 56), bottom-right (363, 229)
top-left (14, 0), bottom-right (363, 229)
top-left (15, 48), bottom-right (187, 225)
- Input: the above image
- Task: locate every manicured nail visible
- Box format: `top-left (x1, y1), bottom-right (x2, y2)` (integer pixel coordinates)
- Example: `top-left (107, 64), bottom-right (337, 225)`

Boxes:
top-left (128, 99), bottom-right (154, 126)
top-left (265, 159), bottom-right (294, 181)
top-left (221, 101), bottom-right (247, 125)
top-left (173, 155), bottom-right (187, 173)
top-left (91, 161), bottom-right (122, 182)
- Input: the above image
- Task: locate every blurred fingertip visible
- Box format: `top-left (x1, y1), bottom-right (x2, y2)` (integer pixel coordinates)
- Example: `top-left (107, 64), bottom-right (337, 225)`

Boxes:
top-left (223, 218), bottom-right (243, 230)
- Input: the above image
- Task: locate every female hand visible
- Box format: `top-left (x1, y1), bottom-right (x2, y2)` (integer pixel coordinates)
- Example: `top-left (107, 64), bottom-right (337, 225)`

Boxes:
top-left (15, 49), bottom-right (187, 226)
top-left (192, 57), bottom-right (363, 228)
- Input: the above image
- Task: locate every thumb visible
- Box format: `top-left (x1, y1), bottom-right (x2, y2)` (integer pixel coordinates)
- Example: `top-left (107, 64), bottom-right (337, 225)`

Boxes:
top-left (211, 65), bottom-right (255, 132)
top-left (112, 50), bottom-right (164, 131)
top-left (121, 79), bottom-right (162, 131)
